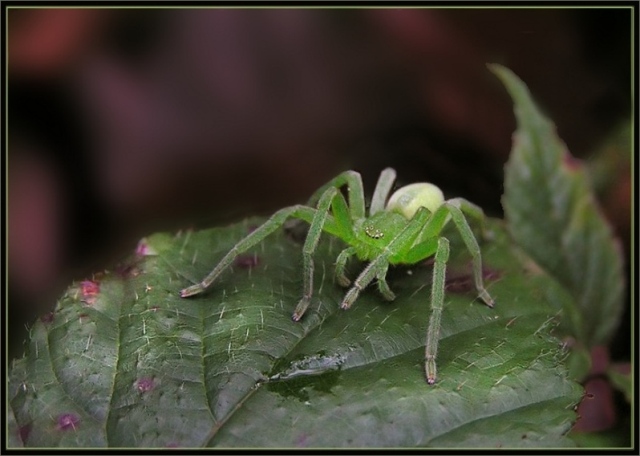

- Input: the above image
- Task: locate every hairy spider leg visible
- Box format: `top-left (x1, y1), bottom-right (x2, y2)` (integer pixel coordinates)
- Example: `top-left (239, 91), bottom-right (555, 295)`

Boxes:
top-left (425, 237), bottom-right (449, 384)
top-left (369, 167), bottom-right (397, 215)
top-left (335, 246), bottom-right (357, 287)
top-left (320, 181), bottom-right (374, 288)
top-left (179, 204), bottom-right (328, 298)
top-left (447, 197), bottom-right (491, 240)
top-left (334, 168), bottom-right (404, 292)
top-left (181, 173), bottom-right (363, 305)
top-left (292, 187), bottom-right (356, 321)
top-left (393, 205), bottom-right (450, 263)
top-left (390, 200), bottom-right (494, 385)
top-left (340, 207), bottom-right (432, 310)
top-left (327, 184), bottom-right (356, 243)
top-left (291, 180), bottom-right (365, 319)
top-left (444, 199), bottom-right (494, 307)
top-left (180, 187), bottom-right (344, 299)
top-left (307, 170), bottom-right (366, 220)
top-left (375, 262), bottom-right (396, 301)
top-left (300, 167), bottom-right (397, 290)
top-left (396, 200), bottom-right (494, 308)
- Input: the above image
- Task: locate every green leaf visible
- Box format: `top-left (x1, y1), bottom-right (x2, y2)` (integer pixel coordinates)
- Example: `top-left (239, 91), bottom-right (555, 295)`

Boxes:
top-left (9, 218), bottom-right (581, 448)
top-left (585, 121), bottom-right (631, 197)
top-left (7, 397), bottom-right (23, 449)
top-left (569, 428), bottom-right (632, 449)
top-left (491, 64), bottom-right (625, 348)
top-left (607, 365), bottom-right (632, 403)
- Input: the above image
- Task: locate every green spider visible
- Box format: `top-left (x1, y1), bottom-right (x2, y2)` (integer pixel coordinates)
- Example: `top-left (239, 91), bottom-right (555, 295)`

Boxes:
top-left (180, 168), bottom-right (495, 384)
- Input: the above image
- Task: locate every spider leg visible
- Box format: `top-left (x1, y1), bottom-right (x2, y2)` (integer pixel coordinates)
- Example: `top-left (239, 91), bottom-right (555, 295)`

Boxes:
top-left (398, 238), bottom-right (439, 265)
top-left (293, 184), bottom-right (373, 320)
top-left (443, 201), bottom-right (494, 307)
top-left (340, 258), bottom-right (389, 310)
top-left (376, 262), bottom-right (396, 301)
top-left (180, 204), bottom-right (328, 297)
top-left (448, 197), bottom-right (492, 241)
top-left (326, 188), bottom-right (360, 287)
top-left (398, 201), bottom-right (494, 308)
top-left (289, 187), bottom-right (343, 321)
top-left (425, 237), bottom-right (449, 384)
top-left (307, 170), bottom-right (366, 220)
top-left (335, 246), bottom-right (357, 287)
top-left (369, 168), bottom-right (396, 216)
top-left (341, 207), bottom-right (431, 309)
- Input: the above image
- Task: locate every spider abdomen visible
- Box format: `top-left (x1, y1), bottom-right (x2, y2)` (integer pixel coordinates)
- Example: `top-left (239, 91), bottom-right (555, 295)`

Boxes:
top-left (387, 183), bottom-right (444, 219)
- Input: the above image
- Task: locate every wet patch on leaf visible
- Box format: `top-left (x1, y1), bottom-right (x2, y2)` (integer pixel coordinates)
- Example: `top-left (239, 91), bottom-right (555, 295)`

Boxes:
top-left (265, 352), bottom-right (345, 402)
top-left (266, 370), bottom-right (341, 402)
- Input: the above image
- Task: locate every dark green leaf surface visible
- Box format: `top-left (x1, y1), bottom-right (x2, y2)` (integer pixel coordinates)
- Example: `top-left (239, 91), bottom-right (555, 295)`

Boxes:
top-left (493, 65), bottom-right (625, 348)
top-left (9, 218), bottom-right (581, 448)
top-left (607, 366), bottom-right (632, 403)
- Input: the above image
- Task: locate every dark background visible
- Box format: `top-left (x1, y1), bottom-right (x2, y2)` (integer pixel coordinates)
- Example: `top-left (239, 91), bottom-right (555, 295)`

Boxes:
top-left (7, 7), bottom-right (633, 435)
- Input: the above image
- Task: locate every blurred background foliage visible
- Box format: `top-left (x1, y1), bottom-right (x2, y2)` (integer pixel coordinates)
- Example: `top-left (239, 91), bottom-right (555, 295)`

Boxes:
top-left (7, 6), bottom-right (633, 445)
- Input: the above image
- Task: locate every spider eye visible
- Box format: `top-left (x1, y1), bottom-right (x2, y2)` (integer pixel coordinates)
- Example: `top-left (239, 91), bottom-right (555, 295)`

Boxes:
top-left (364, 225), bottom-right (384, 239)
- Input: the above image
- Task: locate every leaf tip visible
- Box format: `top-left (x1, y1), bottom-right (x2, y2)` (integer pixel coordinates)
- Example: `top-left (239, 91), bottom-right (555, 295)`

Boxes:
top-left (80, 279), bottom-right (100, 305)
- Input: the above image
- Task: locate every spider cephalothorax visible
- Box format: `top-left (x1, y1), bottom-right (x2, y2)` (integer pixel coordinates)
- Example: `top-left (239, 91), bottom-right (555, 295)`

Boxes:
top-left (181, 168), bottom-right (495, 384)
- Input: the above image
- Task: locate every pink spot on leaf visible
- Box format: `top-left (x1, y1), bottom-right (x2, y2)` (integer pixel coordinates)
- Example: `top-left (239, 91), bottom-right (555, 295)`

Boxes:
top-left (135, 239), bottom-right (156, 256)
top-left (295, 433), bottom-right (309, 447)
top-left (80, 280), bottom-right (100, 305)
top-left (115, 262), bottom-right (141, 279)
top-left (136, 377), bottom-right (155, 393)
top-left (81, 280), bottom-right (99, 295)
top-left (563, 153), bottom-right (583, 171)
top-left (445, 273), bottom-right (474, 293)
top-left (445, 266), bottom-right (501, 294)
top-left (57, 413), bottom-right (79, 431)
top-left (235, 254), bottom-right (260, 269)
top-left (19, 424), bottom-right (32, 443)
